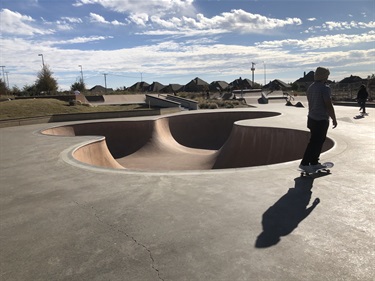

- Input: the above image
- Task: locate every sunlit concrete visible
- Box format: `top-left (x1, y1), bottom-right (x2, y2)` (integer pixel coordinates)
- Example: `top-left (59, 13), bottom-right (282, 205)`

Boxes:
top-left (1, 104), bottom-right (374, 281)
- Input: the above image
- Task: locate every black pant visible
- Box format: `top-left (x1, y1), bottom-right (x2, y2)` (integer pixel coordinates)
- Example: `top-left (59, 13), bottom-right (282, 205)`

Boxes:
top-left (301, 118), bottom-right (329, 166)
top-left (358, 99), bottom-right (366, 113)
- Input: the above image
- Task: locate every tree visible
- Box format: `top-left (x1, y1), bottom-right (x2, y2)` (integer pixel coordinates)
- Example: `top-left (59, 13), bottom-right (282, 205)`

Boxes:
top-left (35, 65), bottom-right (58, 95)
top-left (22, 84), bottom-right (38, 96)
top-left (0, 79), bottom-right (7, 96)
top-left (70, 79), bottom-right (86, 92)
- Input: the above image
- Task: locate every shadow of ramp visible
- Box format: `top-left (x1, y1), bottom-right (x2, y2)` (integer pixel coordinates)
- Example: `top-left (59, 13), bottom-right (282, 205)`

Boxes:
top-left (255, 177), bottom-right (320, 248)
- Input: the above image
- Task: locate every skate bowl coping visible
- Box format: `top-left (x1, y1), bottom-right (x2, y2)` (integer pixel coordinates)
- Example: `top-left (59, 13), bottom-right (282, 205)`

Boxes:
top-left (42, 111), bottom-right (334, 171)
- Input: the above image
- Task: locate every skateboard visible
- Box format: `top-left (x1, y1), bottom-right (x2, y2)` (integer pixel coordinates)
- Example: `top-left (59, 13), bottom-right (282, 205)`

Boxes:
top-left (299, 162), bottom-right (334, 177)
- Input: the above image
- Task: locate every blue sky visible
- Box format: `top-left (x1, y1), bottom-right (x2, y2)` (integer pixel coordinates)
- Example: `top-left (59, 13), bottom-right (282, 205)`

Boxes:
top-left (1, 0), bottom-right (374, 91)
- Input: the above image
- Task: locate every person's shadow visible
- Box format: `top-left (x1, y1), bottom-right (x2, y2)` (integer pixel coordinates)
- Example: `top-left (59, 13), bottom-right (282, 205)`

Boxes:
top-left (255, 177), bottom-right (320, 248)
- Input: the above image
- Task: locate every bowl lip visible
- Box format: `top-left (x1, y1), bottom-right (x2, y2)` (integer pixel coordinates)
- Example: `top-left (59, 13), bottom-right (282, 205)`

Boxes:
top-left (40, 109), bottom-right (337, 175)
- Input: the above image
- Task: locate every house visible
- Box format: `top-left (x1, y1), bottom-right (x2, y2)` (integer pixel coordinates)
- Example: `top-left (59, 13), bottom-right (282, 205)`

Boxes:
top-left (128, 81), bottom-right (150, 92)
top-left (209, 81), bottom-right (229, 92)
top-left (181, 77), bottom-right (209, 92)
top-left (89, 85), bottom-right (113, 94)
top-left (338, 75), bottom-right (365, 84)
top-left (263, 79), bottom-right (291, 91)
top-left (147, 82), bottom-right (165, 92)
top-left (229, 77), bottom-right (253, 90)
top-left (294, 71), bottom-right (315, 91)
top-left (160, 84), bottom-right (183, 94)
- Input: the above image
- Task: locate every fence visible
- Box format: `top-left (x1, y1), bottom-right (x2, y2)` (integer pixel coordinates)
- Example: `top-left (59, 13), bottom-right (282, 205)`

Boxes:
top-left (331, 82), bottom-right (374, 101)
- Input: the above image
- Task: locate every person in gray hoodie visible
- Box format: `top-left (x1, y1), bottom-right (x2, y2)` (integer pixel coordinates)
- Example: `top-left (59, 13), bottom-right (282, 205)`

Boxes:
top-left (299, 67), bottom-right (337, 173)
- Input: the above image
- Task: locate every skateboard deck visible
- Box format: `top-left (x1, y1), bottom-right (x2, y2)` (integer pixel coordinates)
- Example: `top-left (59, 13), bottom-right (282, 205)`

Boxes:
top-left (299, 162), bottom-right (334, 177)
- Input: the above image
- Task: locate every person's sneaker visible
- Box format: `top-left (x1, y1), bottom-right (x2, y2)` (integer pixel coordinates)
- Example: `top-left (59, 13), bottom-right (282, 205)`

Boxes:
top-left (299, 164), bottom-right (315, 173)
top-left (311, 163), bottom-right (326, 171)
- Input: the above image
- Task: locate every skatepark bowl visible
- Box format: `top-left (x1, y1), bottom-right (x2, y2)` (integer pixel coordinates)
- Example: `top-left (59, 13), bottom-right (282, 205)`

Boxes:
top-left (42, 111), bottom-right (334, 171)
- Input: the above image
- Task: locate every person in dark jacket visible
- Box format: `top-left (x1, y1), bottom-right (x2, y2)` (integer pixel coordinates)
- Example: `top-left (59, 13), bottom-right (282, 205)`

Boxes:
top-left (356, 84), bottom-right (369, 114)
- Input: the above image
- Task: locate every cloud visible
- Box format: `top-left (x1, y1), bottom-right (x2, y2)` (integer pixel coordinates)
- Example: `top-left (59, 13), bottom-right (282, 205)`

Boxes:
top-left (89, 12), bottom-right (126, 25)
top-left (61, 17), bottom-right (83, 24)
top-left (305, 20), bottom-right (375, 33)
top-left (0, 8), bottom-right (54, 36)
top-left (74, 0), bottom-right (196, 17)
top-left (256, 31), bottom-right (375, 50)
top-left (52, 36), bottom-right (113, 45)
top-left (131, 9), bottom-right (302, 37)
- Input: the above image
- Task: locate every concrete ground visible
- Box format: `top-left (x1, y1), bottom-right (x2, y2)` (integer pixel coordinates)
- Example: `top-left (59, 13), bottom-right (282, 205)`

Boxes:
top-left (0, 103), bottom-right (374, 281)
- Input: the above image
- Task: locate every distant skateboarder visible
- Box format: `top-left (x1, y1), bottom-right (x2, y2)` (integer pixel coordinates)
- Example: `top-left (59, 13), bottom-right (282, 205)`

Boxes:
top-left (299, 67), bottom-right (337, 174)
top-left (356, 84), bottom-right (369, 115)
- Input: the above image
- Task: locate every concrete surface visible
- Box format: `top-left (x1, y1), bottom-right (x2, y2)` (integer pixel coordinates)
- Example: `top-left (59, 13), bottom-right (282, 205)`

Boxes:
top-left (0, 104), bottom-right (374, 281)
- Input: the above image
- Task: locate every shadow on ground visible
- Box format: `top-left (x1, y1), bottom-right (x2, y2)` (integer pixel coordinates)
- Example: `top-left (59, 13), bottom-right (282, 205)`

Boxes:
top-left (255, 176), bottom-right (321, 248)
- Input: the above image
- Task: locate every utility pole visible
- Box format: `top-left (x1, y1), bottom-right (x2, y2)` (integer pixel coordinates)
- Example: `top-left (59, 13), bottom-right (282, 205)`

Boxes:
top-left (78, 65), bottom-right (84, 84)
top-left (5, 72), bottom-right (10, 88)
top-left (251, 62), bottom-right (256, 86)
top-left (263, 61), bottom-right (266, 86)
top-left (38, 54), bottom-right (45, 67)
top-left (0, 66), bottom-right (5, 85)
top-left (103, 73), bottom-right (108, 93)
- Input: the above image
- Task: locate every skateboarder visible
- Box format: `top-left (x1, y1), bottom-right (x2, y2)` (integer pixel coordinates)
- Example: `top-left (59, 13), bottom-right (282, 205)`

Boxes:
top-left (299, 67), bottom-right (337, 174)
top-left (356, 84), bottom-right (369, 115)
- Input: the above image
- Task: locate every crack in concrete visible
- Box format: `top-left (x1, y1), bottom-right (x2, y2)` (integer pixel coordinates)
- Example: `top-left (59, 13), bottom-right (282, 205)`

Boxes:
top-left (73, 201), bottom-right (165, 281)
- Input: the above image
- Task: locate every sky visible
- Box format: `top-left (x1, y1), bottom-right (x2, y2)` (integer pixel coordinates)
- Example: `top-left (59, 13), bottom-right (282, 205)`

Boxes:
top-left (1, 0), bottom-right (374, 91)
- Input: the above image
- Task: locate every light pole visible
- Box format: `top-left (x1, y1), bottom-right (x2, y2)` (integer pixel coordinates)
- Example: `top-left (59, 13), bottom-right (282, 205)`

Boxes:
top-left (5, 72), bottom-right (9, 88)
top-left (38, 54), bottom-right (44, 67)
top-left (103, 73), bottom-right (108, 93)
top-left (251, 62), bottom-right (256, 86)
top-left (78, 65), bottom-right (84, 84)
top-left (0, 66), bottom-right (5, 84)
top-left (263, 61), bottom-right (267, 86)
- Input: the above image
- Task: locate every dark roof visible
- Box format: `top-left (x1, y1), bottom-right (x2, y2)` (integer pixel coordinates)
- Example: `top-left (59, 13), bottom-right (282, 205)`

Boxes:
top-left (210, 81), bottom-right (229, 91)
top-left (229, 77), bottom-right (253, 89)
top-left (128, 81), bottom-right (150, 92)
top-left (182, 77), bottom-right (209, 92)
top-left (160, 84), bottom-right (183, 93)
top-left (89, 85), bottom-right (113, 92)
top-left (339, 75), bottom-right (364, 84)
top-left (295, 71), bottom-right (315, 83)
top-left (147, 82), bottom-right (165, 92)
top-left (263, 79), bottom-right (291, 90)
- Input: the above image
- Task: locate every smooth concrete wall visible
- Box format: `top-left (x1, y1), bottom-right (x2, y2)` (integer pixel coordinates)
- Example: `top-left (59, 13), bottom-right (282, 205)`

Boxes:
top-left (40, 110), bottom-right (337, 171)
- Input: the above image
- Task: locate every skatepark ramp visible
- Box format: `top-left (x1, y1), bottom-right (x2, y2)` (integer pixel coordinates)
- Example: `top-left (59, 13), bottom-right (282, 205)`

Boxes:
top-left (166, 95), bottom-right (198, 110)
top-left (145, 94), bottom-right (181, 109)
top-left (42, 111), bottom-right (334, 171)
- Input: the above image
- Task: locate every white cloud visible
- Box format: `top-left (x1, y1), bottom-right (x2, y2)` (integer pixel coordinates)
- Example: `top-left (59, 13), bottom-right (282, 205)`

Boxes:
top-left (89, 12), bottom-right (108, 24)
top-left (74, 0), bottom-right (196, 17)
top-left (1, 34), bottom-right (374, 90)
top-left (306, 20), bottom-right (375, 33)
top-left (0, 8), bottom-right (54, 36)
top-left (256, 31), bottom-right (375, 50)
top-left (52, 36), bottom-right (113, 45)
top-left (132, 9), bottom-right (302, 37)
top-left (128, 13), bottom-right (149, 27)
top-left (89, 12), bottom-right (125, 25)
top-left (61, 17), bottom-right (83, 24)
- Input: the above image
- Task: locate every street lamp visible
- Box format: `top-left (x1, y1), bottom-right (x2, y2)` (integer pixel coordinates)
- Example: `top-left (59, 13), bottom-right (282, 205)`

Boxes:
top-left (78, 65), bottom-right (84, 84)
top-left (0, 66), bottom-right (5, 84)
top-left (38, 54), bottom-right (44, 66)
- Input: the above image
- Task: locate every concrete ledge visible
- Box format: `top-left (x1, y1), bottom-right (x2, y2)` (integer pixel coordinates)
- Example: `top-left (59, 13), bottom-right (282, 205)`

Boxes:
top-left (0, 107), bottom-right (181, 128)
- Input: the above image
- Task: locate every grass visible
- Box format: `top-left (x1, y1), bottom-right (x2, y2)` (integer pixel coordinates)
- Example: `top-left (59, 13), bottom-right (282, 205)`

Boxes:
top-left (0, 94), bottom-right (249, 121)
top-left (0, 99), bottom-right (143, 120)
